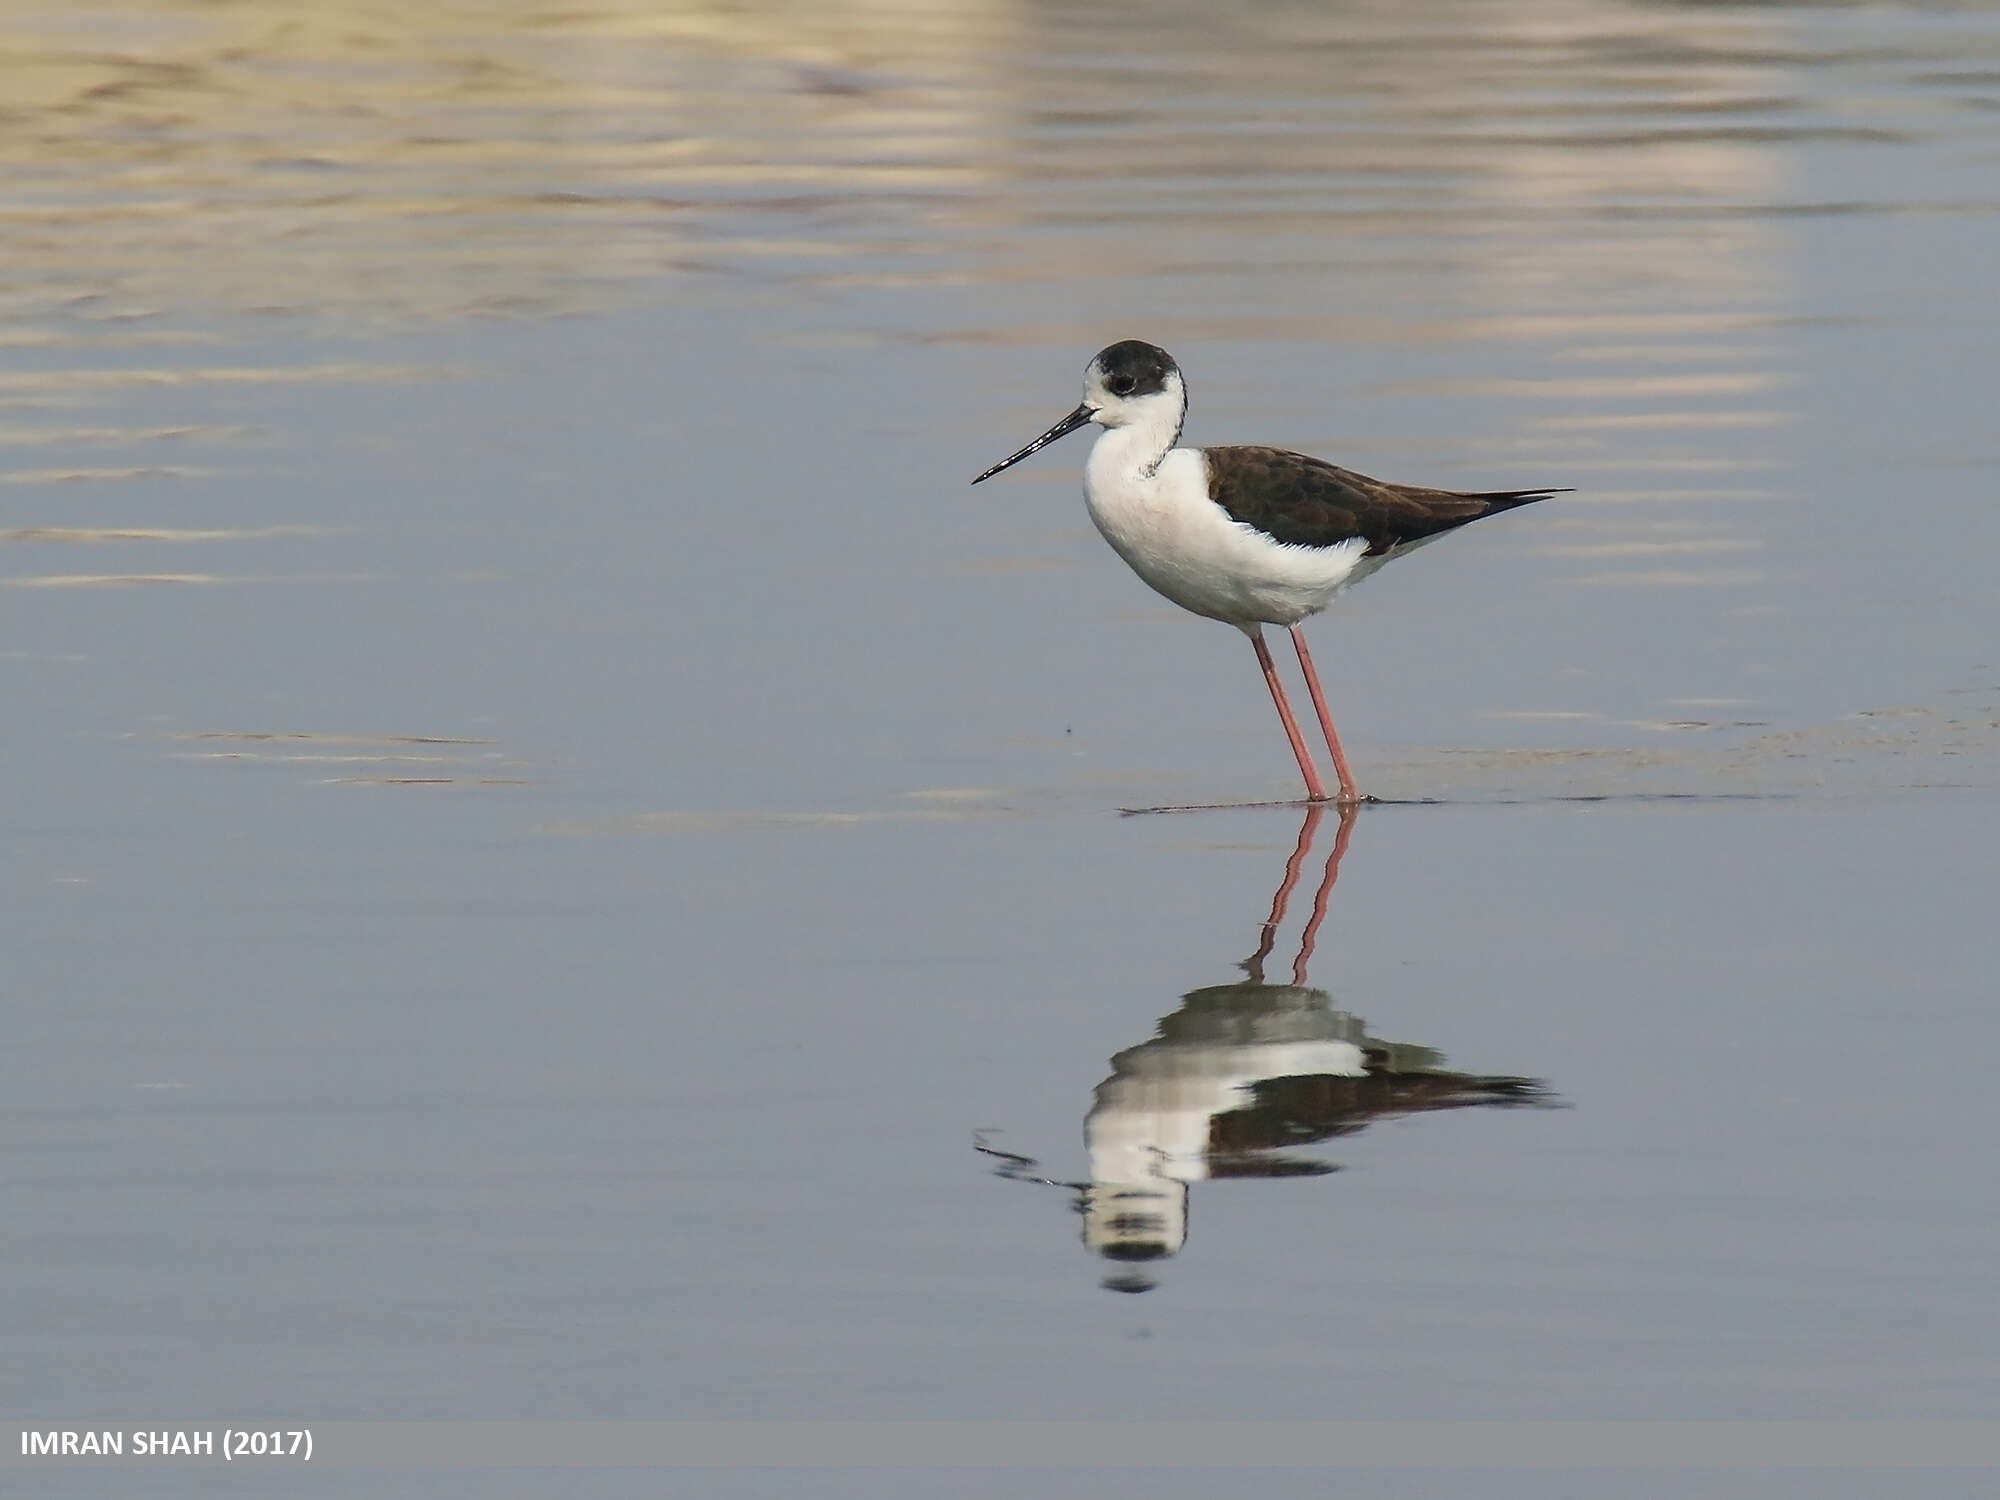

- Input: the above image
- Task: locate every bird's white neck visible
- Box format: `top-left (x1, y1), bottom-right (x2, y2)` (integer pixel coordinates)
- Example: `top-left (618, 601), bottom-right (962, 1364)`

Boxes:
top-left (1091, 380), bottom-right (1186, 480)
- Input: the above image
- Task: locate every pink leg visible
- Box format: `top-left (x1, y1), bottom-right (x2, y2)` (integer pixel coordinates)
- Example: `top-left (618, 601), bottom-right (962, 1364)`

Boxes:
top-left (1292, 802), bottom-right (1357, 986)
top-left (1289, 624), bottom-right (1360, 804)
top-left (1247, 804), bottom-right (1324, 982)
top-left (1251, 630), bottom-right (1329, 803)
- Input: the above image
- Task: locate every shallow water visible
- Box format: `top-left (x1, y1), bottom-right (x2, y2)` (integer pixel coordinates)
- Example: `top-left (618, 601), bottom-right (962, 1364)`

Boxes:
top-left (4, 1), bottom-right (1999, 1492)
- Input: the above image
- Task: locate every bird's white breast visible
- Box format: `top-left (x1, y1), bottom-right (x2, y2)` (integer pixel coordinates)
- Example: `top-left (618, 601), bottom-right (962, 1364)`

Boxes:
top-left (1082, 435), bottom-right (1368, 629)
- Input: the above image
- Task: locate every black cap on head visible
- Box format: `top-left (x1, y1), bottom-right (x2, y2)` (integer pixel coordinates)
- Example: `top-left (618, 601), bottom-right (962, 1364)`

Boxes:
top-left (1092, 340), bottom-right (1178, 399)
top-left (1101, 1271), bottom-right (1158, 1294)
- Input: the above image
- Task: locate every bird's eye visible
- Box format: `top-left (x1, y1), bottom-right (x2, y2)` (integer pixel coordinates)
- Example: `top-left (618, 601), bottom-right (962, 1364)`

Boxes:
top-left (1107, 375), bottom-right (1137, 396)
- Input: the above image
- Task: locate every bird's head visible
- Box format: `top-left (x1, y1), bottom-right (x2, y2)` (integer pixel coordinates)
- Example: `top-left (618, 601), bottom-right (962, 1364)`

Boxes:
top-left (1081, 340), bottom-right (1184, 430)
top-left (971, 340), bottom-right (1185, 484)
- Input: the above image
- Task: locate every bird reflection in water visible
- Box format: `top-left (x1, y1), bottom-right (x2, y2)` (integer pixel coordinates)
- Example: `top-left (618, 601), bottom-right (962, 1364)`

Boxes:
top-left (979, 805), bottom-right (1555, 1294)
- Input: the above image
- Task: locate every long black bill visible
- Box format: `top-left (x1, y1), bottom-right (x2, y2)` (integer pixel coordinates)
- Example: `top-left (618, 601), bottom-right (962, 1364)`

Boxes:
top-left (970, 404), bottom-right (1094, 485)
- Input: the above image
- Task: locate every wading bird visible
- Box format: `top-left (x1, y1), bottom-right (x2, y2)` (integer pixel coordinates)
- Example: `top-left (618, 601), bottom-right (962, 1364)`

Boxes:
top-left (972, 341), bottom-right (1566, 804)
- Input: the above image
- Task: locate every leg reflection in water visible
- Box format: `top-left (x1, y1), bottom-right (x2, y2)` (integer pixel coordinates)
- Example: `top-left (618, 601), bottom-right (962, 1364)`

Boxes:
top-left (979, 805), bottom-right (1556, 1294)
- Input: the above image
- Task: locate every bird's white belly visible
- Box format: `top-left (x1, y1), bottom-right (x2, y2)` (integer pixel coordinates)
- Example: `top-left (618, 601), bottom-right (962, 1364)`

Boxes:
top-left (1084, 447), bottom-right (1369, 628)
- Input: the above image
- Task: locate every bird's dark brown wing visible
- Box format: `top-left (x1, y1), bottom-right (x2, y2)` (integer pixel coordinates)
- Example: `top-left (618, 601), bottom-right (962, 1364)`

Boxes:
top-left (1204, 445), bottom-right (1567, 556)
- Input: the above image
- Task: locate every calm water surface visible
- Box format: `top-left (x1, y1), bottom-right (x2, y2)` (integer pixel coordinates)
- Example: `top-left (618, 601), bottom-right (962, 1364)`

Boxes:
top-left (4, 2), bottom-right (1999, 1494)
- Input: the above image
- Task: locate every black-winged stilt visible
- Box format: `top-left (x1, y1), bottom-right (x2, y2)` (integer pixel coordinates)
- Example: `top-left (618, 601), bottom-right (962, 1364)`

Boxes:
top-left (973, 340), bottom-right (1568, 805)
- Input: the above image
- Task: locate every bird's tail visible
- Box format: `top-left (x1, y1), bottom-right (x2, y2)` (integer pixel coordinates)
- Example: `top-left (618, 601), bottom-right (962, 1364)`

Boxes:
top-left (1463, 487), bottom-right (1572, 515)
